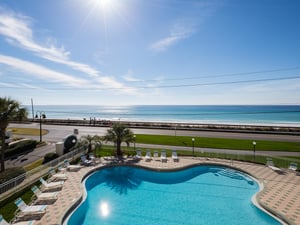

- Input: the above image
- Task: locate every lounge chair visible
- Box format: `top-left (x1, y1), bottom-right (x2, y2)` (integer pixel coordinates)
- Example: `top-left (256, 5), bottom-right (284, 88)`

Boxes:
top-left (135, 150), bottom-right (142, 159)
top-left (266, 158), bottom-right (282, 172)
top-left (0, 214), bottom-right (35, 225)
top-left (160, 150), bottom-right (167, 162)
top-left (81, 155), bottom-right (92, 166)
top-left (49, 168), bottom-right (67, 181)
top-left (31, 186), bottom-right (59, 202)
top-left (153, 151), bottom-right (159, 161)
top-left (172, 150), bottom-right (179, 162)
top-left (145, 150), bottom-right (152, 161)
top-left (64, 160), bottom-right (83, 171)
top-left (288, 162), bottom-right (298, 172)
top-left (39, 178), bottom-right (64, 191)
top-left (14, 198), bottom-right (47, 217)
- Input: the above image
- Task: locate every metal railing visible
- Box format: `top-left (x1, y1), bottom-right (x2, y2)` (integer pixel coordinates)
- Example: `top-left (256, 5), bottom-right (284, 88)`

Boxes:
top-left (0, 146), bottom-right (85, 196)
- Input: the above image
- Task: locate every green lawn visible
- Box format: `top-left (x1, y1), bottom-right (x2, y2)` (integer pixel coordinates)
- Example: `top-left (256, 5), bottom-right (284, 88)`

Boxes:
top-left (134, 134), bottom-right (300, 152)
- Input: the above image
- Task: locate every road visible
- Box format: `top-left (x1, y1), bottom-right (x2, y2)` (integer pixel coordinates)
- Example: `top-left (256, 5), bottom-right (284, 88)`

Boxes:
top-left (5, 122), bottom-right (300, 168)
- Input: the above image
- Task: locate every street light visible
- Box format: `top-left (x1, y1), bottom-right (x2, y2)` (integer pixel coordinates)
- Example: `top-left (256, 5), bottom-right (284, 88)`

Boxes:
top-left (35, 111), bottom-right (46, 142)
top-left (133, 135), bottom-right (136, 151)
top-left (252, 141), bottom-right (256, 161)
top-left (192, 138), bottom-right (195, 156)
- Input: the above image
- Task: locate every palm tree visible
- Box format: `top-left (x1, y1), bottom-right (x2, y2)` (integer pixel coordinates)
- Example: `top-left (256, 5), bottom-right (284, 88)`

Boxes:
top-left (80, 134), bottom-right (102, 155)
top-left (103, 123), bottom-right (135, 156)
top-left (0, 97), bottom-right (28, 171)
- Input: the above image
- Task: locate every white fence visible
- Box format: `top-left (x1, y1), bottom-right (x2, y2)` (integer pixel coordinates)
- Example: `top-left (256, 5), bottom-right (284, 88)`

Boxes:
top-left (0, 146), bottom-right (85, 196)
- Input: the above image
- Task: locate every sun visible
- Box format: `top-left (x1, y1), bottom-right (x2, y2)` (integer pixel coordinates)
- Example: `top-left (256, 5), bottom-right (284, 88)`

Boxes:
top-left (91, 0), bottom-right (116, 11)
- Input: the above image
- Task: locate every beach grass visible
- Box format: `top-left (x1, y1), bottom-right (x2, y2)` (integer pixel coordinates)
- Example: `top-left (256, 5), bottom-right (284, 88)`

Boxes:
top-left (134, 134), bottom-right (300, 152)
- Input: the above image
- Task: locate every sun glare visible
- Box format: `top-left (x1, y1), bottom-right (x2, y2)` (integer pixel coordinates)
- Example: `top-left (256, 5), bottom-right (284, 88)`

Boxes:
top-left (92, 0), bottom-right (116, 11)
top-left (99, 201), bottom-right (110, 217)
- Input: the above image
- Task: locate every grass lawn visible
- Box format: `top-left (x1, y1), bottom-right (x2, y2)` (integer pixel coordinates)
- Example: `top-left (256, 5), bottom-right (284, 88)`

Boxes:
top-left (134, 134), bottom-right (300, 152)
top-left (8, 127), bottom-right (48, 136)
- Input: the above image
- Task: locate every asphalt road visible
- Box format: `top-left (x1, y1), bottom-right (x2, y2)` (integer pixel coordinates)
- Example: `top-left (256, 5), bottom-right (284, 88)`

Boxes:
top-left (5, 122), bottom-right (300, 168)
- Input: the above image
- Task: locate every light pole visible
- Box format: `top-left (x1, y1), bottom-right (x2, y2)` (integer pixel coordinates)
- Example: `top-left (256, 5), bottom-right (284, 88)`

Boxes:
top-left (252, 141), bottom-right (256, 161)
top-left (192, 138), bottom-right (195, 156)
top-left (35, 111), bottom-right (46, 142)
top-left (133, 135), bottom-right (136, 151)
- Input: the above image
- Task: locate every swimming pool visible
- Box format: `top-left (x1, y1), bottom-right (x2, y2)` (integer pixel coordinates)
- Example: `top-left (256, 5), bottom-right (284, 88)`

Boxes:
top-left (65, 165), bottom-right (282, 225)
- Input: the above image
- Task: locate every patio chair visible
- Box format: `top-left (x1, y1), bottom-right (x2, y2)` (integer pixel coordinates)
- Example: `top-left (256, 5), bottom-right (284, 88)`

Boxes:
top-left (288, 162), bottom-right (298, 172)
top-left (266, 158), bottom-right (282, 172)
top-left (14, 198), bottom-right (47, 217)
top-left (64, 160), bottom-right (83, 171)
top-left (39, 178), bottom-right (64, 191)
top-left (81, 155), bottom-right (92, 166)
top-left (145, 150), bottom-right (152, 161)
top-left (172, 150), bottom-right (179, 162)
top-left (153, 151), bottom-right (159, 161)
top-left (31, 186), bottom-right (59, 202)
top-left (49, 168), bottom-right (67, 181)
top-left (0, 214), bottom-right (35, 225)
top-left (135, 150), bottom-right (142, 159)
top-left (160, 150), bottom-right (167, 162)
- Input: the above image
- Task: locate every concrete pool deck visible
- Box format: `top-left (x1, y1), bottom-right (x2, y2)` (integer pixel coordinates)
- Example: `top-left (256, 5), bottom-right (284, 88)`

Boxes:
top-left (30, 157), bottom-right (300, 225)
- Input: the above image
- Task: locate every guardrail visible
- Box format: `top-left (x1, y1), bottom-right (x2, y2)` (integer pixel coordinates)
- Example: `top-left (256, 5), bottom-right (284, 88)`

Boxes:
top-left (0, 146), bottom-right (85, 196)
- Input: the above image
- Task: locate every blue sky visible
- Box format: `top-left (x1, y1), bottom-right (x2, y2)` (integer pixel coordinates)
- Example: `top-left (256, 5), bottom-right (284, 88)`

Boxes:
top-left (0, 0), bottom-right (300, 105)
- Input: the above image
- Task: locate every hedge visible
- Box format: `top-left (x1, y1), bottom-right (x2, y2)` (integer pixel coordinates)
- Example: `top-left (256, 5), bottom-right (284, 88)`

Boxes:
top-left (5, 140), bottom-right (37, 159)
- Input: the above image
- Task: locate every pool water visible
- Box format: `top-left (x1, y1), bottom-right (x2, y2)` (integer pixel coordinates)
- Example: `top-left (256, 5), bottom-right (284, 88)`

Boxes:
top-left (66, 166), bottom-right (281, 225)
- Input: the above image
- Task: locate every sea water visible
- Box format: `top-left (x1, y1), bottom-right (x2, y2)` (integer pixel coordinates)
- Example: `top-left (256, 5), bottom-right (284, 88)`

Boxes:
top-left (26, 105), bottom-right (300, 126)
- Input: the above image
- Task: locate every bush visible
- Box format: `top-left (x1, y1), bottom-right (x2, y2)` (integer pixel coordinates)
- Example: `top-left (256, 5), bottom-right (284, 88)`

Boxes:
top-left (43, 152), bottom-right (59, 164)
top-left (0, 167), bottom-right (26, 183)
top-left (5, 140), bottom-right (37, 158)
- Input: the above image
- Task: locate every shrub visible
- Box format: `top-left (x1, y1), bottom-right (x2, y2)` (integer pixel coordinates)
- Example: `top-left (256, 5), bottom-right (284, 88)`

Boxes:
top-left (5, 140), bottom-right (37, 158)
top-left (43, 152), bottom-right (59, 164)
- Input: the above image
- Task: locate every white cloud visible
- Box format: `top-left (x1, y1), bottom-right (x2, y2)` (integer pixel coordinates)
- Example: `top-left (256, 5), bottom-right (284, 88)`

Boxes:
top-left (0, 54), bottom-right (90, 87)
top-left (122, 70), bottom-right (141, 82)
top-left (150, 21), bottom-right (195, 52)
top-left (0, 7), bottom-right (134, 93)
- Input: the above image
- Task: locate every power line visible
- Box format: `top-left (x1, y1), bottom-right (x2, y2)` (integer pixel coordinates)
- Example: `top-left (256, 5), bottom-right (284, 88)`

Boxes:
top-left (1, 75), bottom-right (299, 90)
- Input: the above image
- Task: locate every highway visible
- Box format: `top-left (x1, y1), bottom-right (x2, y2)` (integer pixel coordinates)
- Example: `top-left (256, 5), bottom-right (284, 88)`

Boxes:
top-left (5, 122), bottom-right (300, 168)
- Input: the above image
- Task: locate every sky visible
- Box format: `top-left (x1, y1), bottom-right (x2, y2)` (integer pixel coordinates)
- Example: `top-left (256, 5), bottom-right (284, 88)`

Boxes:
top-left (0, 0), bottom-right (300, 106)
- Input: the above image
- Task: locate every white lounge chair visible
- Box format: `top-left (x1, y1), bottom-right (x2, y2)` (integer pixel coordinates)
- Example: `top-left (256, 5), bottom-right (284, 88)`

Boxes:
top-left (39, 178), bottom-right (64, 191)
top-left (153, 151), bottom-right (159, 161)
top-left (49, 168), bottom-right (67, 181)
top-left (14, 198), bottom-right (47, 217)
top-left (0, 214), bottom-right (35, 225)
top-left (266, 158), bottom-right (282, 172)
top-left (288, 162), bottom-right (298, 172)
top-left (31, 186), bottom-right (59, 202)
top-left (172, 150), bottom-right (179, 162)
top-left (64, 160), bottom-right (83, 171)
top-left (135, 150), bottom-right (142, 159)
top-left (81, 154), bottom-right (92, 166)
top-left (160, 151), bottom-right (167, 162)
top-left (145, 150), bottom-right (152, 161)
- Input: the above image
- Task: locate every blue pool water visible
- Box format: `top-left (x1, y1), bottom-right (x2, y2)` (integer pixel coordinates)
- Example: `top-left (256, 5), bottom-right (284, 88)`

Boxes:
top-left (66, 166), bottom-right (281, 225)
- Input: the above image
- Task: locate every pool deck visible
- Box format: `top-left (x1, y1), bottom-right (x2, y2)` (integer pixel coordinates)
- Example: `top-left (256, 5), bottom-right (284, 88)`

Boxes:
top-left (28, 157), bottom-right (300, 225)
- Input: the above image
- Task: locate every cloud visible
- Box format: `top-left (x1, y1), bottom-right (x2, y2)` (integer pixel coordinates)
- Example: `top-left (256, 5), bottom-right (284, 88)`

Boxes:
top-left (0, 7), bottom-right (134, 93)
top-left (0, 54), bottom-right (90, 87)
top-left (150, 21), bottom-right (195, 52)
top-left (122, 70), bottom-right (141, 82)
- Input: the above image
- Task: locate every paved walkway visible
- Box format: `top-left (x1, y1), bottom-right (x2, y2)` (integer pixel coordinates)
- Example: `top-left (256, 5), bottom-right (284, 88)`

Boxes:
top-left (20, 157), bottom-right (300, 225)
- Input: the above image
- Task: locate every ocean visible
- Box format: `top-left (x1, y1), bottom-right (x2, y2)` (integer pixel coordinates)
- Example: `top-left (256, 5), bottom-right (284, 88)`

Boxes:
top-left (25, 105), bottom-right (300, 127)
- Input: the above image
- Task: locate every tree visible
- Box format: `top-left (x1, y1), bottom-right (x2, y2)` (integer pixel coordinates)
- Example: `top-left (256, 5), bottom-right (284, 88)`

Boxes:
top-left (103, 123), bottom-right (135, 156)
top-left (0, 97), bottom-right (28, 171)
top-left (80, 134), bottom-right (102, 155)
